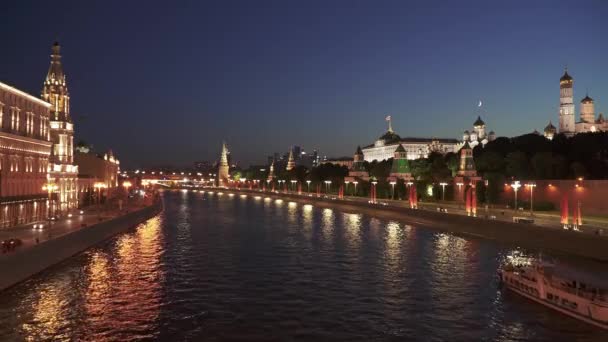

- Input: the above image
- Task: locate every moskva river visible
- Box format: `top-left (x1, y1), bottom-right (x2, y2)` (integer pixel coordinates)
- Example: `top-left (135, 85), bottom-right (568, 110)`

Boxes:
top-left (1, 190), bottom-right (607, 341)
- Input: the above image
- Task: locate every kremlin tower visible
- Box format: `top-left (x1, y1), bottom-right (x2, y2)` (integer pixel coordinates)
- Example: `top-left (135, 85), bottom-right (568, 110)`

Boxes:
top-left (218, 142), bottom-right (229, 186)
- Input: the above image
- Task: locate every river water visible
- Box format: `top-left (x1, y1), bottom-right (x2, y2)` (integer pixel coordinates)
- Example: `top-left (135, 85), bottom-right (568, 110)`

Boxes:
top-left (0, 190), bottom-right (606, 341)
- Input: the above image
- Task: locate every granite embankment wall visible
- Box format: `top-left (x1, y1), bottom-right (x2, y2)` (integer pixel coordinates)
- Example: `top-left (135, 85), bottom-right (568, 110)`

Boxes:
top-left (238, 190), bottom-right (608, 262)
top-left (0, 202), bottom-right (162, 291)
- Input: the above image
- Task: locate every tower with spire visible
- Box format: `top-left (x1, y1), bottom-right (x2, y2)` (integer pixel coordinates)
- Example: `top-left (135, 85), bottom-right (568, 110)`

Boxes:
top-left (344, 146), bottom-right (369, 183)
top-left (42, 42), bottom-right (78, 212)
top-left (286, 148), bottom-right (295, 171)
top-left (559, 67), bottom-right (575, 135)
top-left (267, 160), bottom-right (275, 181)
top-left (218, 142), bottom-right (229, 186)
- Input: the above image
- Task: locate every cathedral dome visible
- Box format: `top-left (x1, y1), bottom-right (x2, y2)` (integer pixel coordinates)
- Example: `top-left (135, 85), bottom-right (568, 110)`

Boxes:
top-left (544, 121), bottom-right (556, 133)
top-left (581, 95), bottom-right (594, 103)
top-left (378, 131), bottom-right (401, 145)
top-left (473, 116), bottom-right (485, 127)
top-left (560, 70), bottom-right (573, 82)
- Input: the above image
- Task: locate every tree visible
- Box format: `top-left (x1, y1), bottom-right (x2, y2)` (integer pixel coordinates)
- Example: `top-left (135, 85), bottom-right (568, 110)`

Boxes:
top-left (505, 151), bottom-right (529, 179)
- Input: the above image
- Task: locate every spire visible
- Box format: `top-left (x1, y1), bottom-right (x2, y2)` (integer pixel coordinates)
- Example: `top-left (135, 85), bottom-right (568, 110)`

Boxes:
top-left (220, 142), bottom-right (229, 166)
top-left (42, 41), bottom-right (70, 121)
top-left (267, 159), bottom-right (275, 181)
top-left (386, 115), bottom-right (393, 133)
top-left (286, 148), bottom-right (295, 171)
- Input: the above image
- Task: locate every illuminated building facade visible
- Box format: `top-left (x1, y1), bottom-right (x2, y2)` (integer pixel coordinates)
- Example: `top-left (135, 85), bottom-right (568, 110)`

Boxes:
top-left (362, 118), bottom-right (459, 162)
top-left (0, 81), bottom-right (53, 227)
top-left (461, 116), bottom-right (496, 148)
top-left (543, 69), bottom-right (608, 138)
top-left (75, 149), bottom-right (120, 206)
top-left (41, 42), bottom-right (78, 212)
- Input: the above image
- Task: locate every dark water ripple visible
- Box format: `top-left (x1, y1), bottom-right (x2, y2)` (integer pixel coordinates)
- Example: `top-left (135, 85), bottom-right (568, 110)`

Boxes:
top-left (0, 190), bottom-right (607, 341)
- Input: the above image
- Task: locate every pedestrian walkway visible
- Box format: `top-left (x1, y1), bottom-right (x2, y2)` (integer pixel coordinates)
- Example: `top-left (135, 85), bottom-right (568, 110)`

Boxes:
top-left (0, 200), bottom-right (150, 257)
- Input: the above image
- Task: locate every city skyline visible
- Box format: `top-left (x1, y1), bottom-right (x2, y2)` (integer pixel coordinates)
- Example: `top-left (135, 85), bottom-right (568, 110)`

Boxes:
top-left (2, 0), bottom-right (608, 167)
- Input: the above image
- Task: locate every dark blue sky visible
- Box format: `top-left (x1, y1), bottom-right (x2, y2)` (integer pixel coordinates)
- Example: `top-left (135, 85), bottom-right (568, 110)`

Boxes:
top-left (2, 0), bottom-right (607, 168)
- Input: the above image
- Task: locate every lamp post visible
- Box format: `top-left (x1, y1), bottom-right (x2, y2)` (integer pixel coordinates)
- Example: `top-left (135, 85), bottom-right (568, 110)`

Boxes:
top-left (306, 180), bottom-right (311, 193)
top-left (353, 181), bottom-right (358, 196)
top-left (389, 181), bottom-right (396, 200)
top-left (439, 182), bottom-right (448, 201)
top-left (291, 180), bottom-right (297, 192)
top-left (42, 183), bottom-right (58, 218)
top-left (511, 181), bottom-right (521, 212)
top-left (345, 181), bottom-right (350, 196)
top-left (122, 181), bottom-right (132, 208)
top-left (525, 182), bottom-right (536, 216)
top-left (94, 182), bottom-right (107, 215)
top-left (324, 180), bottom-right (331, 194)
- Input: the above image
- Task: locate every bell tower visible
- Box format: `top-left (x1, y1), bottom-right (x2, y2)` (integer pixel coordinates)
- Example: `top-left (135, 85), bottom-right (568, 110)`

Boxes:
top-left (559, 68), bottom-right (575, 135)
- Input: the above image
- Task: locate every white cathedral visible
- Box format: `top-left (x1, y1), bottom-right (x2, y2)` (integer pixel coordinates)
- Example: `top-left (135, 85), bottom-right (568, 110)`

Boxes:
top-left (544, 68), bottom-right (606, 140)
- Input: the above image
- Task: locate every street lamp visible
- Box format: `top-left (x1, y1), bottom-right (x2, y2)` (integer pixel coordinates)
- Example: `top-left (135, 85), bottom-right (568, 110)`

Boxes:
top-left (324, 180), bottom-right (332, 194)
top-left (94, 182), bottom-right (108, 215)
top-left (511, 181), bottom-right (521, 212)
top-left (291, 180), bottom-right (297, 192)
top-left (306, 180), bottom-right (311, 193)
top-left (42, 182), bottom-right (58, 218)
top-left (525, 182), bottom-right (536, 215)
top-left (123, 181), bottom-right (132, 208)
top-left (389, 181), bottom-right (396, 200)
top-left (353, 181), bottom-right (358, 196)
top-left (345, 181), bottom-right (350, 196)
top-left (439, 182), bottom-right (448, 201)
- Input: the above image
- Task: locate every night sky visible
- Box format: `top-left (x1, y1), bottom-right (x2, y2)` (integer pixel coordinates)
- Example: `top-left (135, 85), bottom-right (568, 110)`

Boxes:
top-left (2, 0), bottom-right (607, 168)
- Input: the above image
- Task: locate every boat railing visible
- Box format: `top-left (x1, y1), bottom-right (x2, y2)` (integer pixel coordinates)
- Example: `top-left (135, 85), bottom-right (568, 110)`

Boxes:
top-left (548, 282), bottom-right (608, 304)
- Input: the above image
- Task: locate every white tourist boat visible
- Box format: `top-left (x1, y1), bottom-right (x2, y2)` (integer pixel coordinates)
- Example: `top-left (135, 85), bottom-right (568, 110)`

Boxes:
top-left (500, 256), bottom-right (608, 330)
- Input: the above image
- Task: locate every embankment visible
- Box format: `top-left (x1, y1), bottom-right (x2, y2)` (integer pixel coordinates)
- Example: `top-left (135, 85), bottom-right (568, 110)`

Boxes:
top-left (0, 202), bottom-right (162, 291)
top-left (236, 189), bottom-right (608, 262)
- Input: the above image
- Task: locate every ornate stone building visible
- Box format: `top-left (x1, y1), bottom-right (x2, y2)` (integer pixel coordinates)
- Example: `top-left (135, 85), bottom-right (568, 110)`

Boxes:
top-left (42, 42), bottom-right (78, 212)
top-left (0, 82), bottom-right (53, 227)
top-left (558, 69), bottom-right (576, 135)
top-left (461, 116), bottom-right (496, 148)
top-left (550, 68), bottom-right (606, 137)
top-left (74, 149), bottom-right (120, 204)
top-left (362, 118), bottom-right (459, 162)
top-left (453, 142), bottom-right (481, 202)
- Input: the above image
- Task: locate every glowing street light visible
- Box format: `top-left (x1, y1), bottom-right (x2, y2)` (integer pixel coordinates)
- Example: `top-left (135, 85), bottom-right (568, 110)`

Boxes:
top-left (525, 182), bottom-right (536, 215)
top-left (353, 181), bottom-right (358, 196)
top-left (324, 180), bottom-right (332, 193)
top-left (389, 181), bottom-right (396, 200)
top-left (345, 180), bottom-right (350, 196)
top-left (511, 181), bottom-right (521, 211)
top-left (123, 181), bottom-right (132, 207)
top-left (439, 182), bottom-right (448, 201)
top-left (42, 182), bottom-right (58, 217)
top-left (306, 180), bottom-right (311, 193)
top-left (291, 180), bottom-right (297, 192)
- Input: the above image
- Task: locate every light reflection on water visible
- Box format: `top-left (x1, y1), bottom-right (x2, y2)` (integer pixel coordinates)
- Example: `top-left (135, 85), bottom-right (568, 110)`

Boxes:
top-left (0, 191), bottom-right (606, 341)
